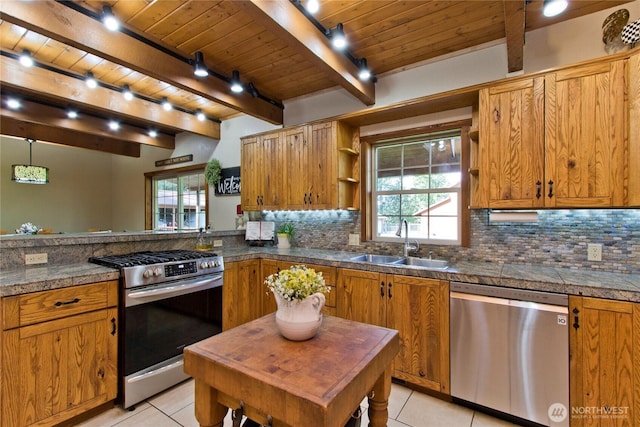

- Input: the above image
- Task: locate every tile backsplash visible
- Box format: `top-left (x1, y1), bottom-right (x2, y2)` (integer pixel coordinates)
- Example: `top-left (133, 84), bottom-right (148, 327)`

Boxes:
top-left (262, 209), bottom-right (639, 274)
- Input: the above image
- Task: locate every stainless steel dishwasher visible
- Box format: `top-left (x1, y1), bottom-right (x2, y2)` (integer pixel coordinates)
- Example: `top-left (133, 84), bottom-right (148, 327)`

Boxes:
top-left (450, 282), bottom-right (569, 427)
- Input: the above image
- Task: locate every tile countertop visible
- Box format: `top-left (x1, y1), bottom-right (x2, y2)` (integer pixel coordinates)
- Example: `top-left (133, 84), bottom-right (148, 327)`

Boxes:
top-left (1, 247), bottom-right (639, 302)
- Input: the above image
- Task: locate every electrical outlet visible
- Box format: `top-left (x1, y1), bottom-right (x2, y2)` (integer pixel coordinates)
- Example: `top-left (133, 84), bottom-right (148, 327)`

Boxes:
top-left (213, 240), bottom-right (223, 247)
top-left (587, 243), bottom-right (602, 262)
top-left (348, 233), bottom-right (360, 246)
top-left (25, 253), bottom-right (48, 265)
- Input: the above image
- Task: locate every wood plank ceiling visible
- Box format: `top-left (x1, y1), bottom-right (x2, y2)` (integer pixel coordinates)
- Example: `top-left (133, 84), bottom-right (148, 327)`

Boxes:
top-left (0, 0), bottom-right (632, 156)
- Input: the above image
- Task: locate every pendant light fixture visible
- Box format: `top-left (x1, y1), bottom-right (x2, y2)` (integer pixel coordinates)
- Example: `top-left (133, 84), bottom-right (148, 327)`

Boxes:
top-left (11, 138), bottom-right (49, 184)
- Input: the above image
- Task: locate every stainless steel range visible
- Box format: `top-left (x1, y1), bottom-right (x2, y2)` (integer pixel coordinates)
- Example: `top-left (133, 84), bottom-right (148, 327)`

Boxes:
top-left (89, 250), bottom-right (224, 408)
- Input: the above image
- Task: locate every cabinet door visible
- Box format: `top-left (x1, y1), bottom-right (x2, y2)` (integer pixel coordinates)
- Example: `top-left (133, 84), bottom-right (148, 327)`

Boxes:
top-left (308, 122), bottom-right (337, 209)
top-left (337, 269), bottom-right (386, 327)
top-left (261, 259), bottom-right (287, 316)
top-left (479, 77), bottom-right (545, 208)
top-left (241, 136), bottom-right (262, 211)
top-left (545, 61), bottom-right (625, 207)
top-left (223, 260), bottom-right (262, 330)
top-left (2, 308), bottom-right (118, 427)
top-left (261, 132), bottom-right (285, 209)
top-left (387, 276), bottom-right (449, 393)
top-left (284, 126), bottom-right (310, 210)
top-left (569, 296), bottom-right (639, 427)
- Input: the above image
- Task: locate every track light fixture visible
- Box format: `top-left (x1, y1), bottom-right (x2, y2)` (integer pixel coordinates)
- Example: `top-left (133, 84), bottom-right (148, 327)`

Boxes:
top-left (19, 49), bottom-right (34, 67)
top-left (193, 51), bottom-right (209, 77)
top-left (85, 72), bottom-right (98, 89)
top-left (306, 0), bottom-right (319, 14)
top-left (6, 97), bottom-right (21, 110)
top-left (161, 97), bottom-right (172, 111)
top-left (230, 70), bottom-right (243, 93)
top-left (102, 5), bottom-right (120, 31)
top-left (148, 129), bottom-right (158, 138)
top-left (108, 120), bottom-right (120, 131)
top-left (247, 82), bottom-right (259, 98)
top-left (358, 58), bottom-right (371, 81)
top-left (330, 23), bottom-right (347, 49)
top-left (543, 0), bottom-right (568, 17)
top-left (122, 84), bottom-right (134, 101)
top-left (195, 109), bottom-right (206, 121)
top-left (67, 109), bottom-right (78, 119)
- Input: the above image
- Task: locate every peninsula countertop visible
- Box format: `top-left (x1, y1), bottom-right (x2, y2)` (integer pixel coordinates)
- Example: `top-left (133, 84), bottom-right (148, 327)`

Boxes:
top-left (2, 246), bottom-right (638, 302)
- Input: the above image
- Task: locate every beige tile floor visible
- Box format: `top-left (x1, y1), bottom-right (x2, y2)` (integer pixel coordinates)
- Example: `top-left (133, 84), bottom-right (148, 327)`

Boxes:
top-left (76, 379), bottom-right (520, 427)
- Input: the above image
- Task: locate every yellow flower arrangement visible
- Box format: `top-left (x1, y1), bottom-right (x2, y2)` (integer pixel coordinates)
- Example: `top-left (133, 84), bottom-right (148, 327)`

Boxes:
top-left (265, 265), bottom-right (330, 302)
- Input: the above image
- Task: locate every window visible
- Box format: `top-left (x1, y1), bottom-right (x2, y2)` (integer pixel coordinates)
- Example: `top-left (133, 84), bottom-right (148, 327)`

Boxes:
top-left (371, 128), bottom-right (463, 245)
top-left (146, 166), bottom-right (208, 230)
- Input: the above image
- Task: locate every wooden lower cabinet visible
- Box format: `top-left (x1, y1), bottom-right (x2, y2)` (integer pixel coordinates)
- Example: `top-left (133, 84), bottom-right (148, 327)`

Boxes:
top-left (337, 268), bottom-right (449, 393)
top-left (569, 296), bottom-right (640, 427)
top-left (223, 259), bottom-right (262, 330)
top-left (1, 281), bottom-right (118, 427)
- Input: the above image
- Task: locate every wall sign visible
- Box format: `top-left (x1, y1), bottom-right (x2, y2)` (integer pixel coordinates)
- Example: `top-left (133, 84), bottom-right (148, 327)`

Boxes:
top-left (155, 154), bottom-right (193, 167)
top-left (215, 166), bottom-right (241, 195)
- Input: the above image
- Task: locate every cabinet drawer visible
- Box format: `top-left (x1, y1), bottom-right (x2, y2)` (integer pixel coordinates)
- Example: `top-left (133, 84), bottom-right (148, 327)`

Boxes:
top-left (2, 280), bottom-right (118, 330)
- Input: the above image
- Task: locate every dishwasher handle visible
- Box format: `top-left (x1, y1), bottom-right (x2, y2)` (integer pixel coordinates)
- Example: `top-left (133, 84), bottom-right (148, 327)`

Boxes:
top-left (450, 291), bottom-right (568, 314)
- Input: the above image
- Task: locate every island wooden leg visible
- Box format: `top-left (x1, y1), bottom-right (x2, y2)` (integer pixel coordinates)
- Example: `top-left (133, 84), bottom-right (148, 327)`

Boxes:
top-left (368, 365), bottom-right (392, 427)
top-left (194, 379), bottom-right (228, 427)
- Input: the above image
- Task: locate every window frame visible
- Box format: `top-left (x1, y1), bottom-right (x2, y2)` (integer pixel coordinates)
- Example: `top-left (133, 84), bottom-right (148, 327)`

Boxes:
top-left (144, 164), bottom-right (209, 231)
top-left (361, 120), bottom-right (471, 247)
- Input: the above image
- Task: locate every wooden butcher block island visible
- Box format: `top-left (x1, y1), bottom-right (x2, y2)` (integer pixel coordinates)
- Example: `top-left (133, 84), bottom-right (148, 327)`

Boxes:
top-left (184, 314), bottom-right (400, 427)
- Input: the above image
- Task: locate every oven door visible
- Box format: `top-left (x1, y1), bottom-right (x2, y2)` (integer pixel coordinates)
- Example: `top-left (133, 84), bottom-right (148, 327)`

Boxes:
top-left (121, 273), bottom-right (222, 407)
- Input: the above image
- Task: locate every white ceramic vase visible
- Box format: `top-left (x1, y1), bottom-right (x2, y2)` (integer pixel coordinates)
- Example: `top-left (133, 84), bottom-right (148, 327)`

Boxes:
top-left (277, 233), bottom-right (290, 249)
top-left (274, 292), bottom-right (325, 341)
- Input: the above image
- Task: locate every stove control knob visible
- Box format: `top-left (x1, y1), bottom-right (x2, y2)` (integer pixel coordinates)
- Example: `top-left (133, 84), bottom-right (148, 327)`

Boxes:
top-left (153, 267), bottom-right (163, 277)
top-left (143, 269), bottom-right (153, 279)
top-left (213, 260), bottom-right (219, 267)
top-left (200, 262), bottom-right (209, 269)
top-left (208, 261), bottom-right (216, 268)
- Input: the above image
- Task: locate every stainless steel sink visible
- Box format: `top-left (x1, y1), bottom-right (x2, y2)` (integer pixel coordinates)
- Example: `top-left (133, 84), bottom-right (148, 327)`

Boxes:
top-left (348, 254), bottom-right (405, 264)
top-left (391, 257), bottom-right (448, 270)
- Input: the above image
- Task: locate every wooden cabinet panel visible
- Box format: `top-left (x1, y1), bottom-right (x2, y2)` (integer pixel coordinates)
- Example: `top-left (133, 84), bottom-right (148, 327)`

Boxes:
top-left (545, 61), bottom-right (625, 207)
top-left (337, 268), bottom-right (449, 393)
top-left (569, 296), bottom-right (639, 427)
top-left (240, 132), bottom-right (285, 211)
top-left (480, 77), bottom-right (545, 208)
top-left (240, 136), bottom-right (262, 211)
top-left (308, 122), bottom-right (338, 209)
top-left (1, 283), bottom-right (117, 427)
top-left (284, 126), bottom-right (310, 210)
top-left (222, 260), bottom-right (262, 330)
top-left (387, 275), bottom-right (449, 393)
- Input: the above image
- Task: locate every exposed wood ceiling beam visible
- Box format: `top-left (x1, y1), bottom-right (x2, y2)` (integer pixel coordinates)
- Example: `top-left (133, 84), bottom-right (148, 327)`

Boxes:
top-left (0, 0), bottom-right (283, 125)
top-left (1, 106), bottom-right (142, 158)
top-left (503, 0), bottom-right (526, 73)
top-left (237, 0), bottom-right (375, 106)
top-left (0, 57), bottom-right (218, 141)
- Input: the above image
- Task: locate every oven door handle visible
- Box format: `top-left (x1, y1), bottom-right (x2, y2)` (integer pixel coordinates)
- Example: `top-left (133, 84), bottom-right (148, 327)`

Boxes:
top-left (127, 274), bottom-right (223, 303)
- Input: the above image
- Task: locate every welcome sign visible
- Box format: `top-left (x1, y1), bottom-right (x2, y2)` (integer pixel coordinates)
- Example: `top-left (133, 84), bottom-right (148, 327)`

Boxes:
top-left (214, 166), bottom-right (241, 195)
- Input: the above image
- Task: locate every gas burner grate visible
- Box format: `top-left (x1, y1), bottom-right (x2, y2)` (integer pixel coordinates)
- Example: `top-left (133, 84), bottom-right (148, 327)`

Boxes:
top-left (89, 250), bottom-right (218, 268)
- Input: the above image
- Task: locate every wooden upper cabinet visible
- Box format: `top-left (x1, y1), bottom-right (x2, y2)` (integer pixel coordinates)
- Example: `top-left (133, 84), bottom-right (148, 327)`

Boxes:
top-left (241, 131), bottom-right (285, 210)
top-left (241, 120), bottom-right (359, 211)
top-left (477, 58), bottom-right (627, 208)
top-left (628, 49), bottom-right (640, 207)
top-left (479, 77), bottom-right (545, 208)
top-left (545, 61), bottom-right (625, 207)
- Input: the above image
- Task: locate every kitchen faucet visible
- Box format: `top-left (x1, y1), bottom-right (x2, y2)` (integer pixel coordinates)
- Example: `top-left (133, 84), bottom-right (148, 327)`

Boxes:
top-left (395, 219), bottom-right (419, 257)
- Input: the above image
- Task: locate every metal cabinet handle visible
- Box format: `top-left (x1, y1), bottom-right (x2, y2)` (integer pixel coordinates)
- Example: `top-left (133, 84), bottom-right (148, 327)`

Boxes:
top-left (111, 317), bottom-right (117, 335)
top-left (548, 180), bottom-right (554, 198)
top-left (388, 282), bottom-right (392, 298)
top-left (572, 307), bottom-right (580, 330)
top-left (380, 281), bottom-right (385, 297)
top-left (492, 108), bottom-right (500, 123)
top-left (54, 298), bottom-right (80, 306)
top-left (536, 181), bottom-right (542, 199)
